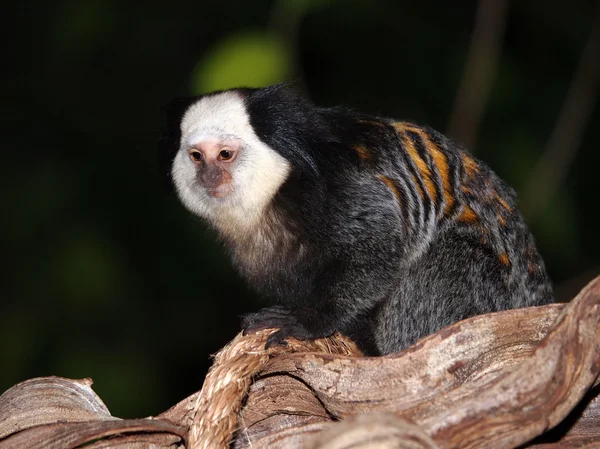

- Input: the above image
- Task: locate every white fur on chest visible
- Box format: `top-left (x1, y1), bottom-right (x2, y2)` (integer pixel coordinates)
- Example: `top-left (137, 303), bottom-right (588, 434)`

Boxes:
top-left (228, 207), bottom-right (307, 280)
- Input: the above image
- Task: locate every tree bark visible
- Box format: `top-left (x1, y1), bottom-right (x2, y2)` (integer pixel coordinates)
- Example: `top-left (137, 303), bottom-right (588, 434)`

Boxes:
top-left (1, 275), bottom-right (599, 449)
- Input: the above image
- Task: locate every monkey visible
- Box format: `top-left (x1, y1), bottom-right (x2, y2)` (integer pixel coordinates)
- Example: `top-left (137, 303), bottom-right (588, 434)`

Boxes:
top-left (162, 83), bottom-right (553, 356)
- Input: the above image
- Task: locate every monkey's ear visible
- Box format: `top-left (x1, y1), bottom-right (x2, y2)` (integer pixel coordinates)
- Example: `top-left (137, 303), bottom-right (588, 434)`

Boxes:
top-left (157, 97), bottom-right (198, 191)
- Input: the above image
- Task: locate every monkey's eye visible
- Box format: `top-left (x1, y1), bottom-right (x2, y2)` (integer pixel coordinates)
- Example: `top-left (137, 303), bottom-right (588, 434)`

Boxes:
top-left (218, 148), bottom-right (234, 161)
top-left (189, 149), bottom-right (202, 162)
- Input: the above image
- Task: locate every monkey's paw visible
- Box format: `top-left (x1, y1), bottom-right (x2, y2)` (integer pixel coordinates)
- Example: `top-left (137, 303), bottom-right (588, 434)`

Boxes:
top-left (241, 306), bottom-right (315, 349)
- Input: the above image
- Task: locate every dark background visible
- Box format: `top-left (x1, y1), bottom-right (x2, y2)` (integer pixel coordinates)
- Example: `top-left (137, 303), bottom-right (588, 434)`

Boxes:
top-left (3, 0), bottom-right (599, 418)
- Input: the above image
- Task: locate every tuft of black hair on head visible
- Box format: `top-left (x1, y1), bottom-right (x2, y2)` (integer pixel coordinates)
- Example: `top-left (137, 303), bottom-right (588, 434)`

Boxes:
top-left (244, 83), bottom-right (333, 179)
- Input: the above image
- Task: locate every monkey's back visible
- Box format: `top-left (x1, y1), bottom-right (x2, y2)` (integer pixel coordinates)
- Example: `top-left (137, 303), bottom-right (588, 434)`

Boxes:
top-left (339, 119), bottom-right (553, 353)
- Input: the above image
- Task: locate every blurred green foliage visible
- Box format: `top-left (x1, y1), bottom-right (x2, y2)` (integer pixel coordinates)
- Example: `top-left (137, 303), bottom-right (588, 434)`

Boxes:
top-left (191, 30), bottom-right (292, 93)
top-left (3, 0), bottom-right (599, 418)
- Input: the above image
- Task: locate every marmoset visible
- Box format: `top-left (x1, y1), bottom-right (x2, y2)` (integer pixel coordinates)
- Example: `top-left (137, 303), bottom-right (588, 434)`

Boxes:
top-left (162, 84), bottom-right (553, 355)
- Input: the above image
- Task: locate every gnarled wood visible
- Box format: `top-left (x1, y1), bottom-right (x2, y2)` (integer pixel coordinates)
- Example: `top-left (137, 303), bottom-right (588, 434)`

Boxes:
top-left (1, 275), bottom-right (598, 449)
top-left (0, 377), bottom-right (115, 440)
top-left (236, 275), bottom-right (600, 448)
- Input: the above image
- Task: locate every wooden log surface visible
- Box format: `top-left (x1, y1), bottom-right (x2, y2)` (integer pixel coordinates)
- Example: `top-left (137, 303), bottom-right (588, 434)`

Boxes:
top-left (236, 274), bottom-right (600, 448)
top-left (0, 275), bottom-right (598, 449)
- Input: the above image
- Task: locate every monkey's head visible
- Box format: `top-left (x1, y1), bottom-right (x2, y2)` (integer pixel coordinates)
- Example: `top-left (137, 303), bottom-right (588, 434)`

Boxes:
top-left (164, 84), bottom-right (338, 239)
top-left (168, 88), bottom-right (297, 236)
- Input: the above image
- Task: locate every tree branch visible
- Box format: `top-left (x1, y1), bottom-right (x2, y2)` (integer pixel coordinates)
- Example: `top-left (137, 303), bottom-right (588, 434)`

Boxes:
top-left (521, 7), bottom-right (600, 222)
top-left (446, 0), bottom-right (509, 152)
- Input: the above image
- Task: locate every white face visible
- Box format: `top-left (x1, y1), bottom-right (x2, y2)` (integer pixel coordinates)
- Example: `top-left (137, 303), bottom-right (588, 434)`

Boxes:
top-left (171, 91), bottom-right (291, 235)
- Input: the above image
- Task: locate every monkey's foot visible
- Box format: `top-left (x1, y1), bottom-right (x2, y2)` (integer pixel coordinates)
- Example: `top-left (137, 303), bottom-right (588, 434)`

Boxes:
top-left (241, 306), bottom-right (317, 349)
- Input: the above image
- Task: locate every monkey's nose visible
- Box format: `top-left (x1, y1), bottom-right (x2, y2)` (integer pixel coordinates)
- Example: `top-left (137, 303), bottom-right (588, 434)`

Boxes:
top-left (200, 166), bottom-right (224, 184)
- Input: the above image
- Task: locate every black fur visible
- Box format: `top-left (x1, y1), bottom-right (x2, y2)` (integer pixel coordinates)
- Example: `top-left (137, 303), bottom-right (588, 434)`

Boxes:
top-left (165, 84), bottom-right (553, 355)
